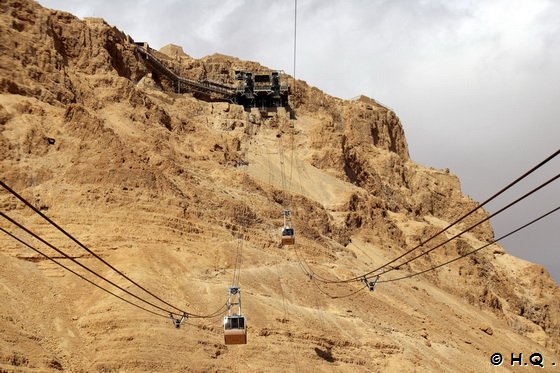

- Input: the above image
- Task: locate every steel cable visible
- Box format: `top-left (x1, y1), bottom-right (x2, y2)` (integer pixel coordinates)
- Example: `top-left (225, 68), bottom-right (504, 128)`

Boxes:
top-left (0, 213), bottom-right (178, 315)
top-left (351, 148), bottom-right (559, 280)
top-left (361, 171), bottom-right (560, 281)
top-left (0, 180), bottom-right (187, 315)
top-left (311, 155), bottom-right (559, 284)
top-left (0, 226), bottom-right (170, 319)
top-left (0, 209), bottom-right (224, 319)
top-left (378, 205), bottom-right (560, 283)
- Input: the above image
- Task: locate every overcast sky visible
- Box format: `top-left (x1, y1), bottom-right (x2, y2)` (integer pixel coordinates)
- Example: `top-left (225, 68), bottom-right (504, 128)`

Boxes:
top-left (38, 0), bottom-right (559, 283)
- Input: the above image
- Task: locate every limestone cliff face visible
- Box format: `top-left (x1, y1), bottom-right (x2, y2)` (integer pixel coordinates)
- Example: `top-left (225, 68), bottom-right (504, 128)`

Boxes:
top-left (0, 0), bottom-right (145, 106)
top-left (0, 1), bottom-right (558, 371)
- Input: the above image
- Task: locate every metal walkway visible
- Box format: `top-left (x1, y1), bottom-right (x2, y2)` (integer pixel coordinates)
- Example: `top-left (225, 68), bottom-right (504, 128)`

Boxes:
top-left (136, 45), bottom-right (235, 102)
top-left (135, 44), bottom-right (290, 109)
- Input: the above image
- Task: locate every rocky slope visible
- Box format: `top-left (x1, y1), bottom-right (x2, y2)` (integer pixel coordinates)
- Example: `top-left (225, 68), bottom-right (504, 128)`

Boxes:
top-left (0, 1), bottom-right (559, 372)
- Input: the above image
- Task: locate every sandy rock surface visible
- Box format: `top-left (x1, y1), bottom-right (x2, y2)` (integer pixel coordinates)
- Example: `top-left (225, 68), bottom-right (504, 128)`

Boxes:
top-left (0, 1), bottom-right (558, 372)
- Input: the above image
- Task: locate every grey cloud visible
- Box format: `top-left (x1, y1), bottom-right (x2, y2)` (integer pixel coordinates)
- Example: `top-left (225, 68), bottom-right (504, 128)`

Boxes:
top-left (37, 0), bottom-right (560, 283)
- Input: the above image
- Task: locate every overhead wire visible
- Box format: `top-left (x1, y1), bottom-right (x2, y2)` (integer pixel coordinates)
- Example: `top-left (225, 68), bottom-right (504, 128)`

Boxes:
top-left (350, 148), bottom-right (560, 280)
top-left (0, 189), bottom-right (227, 319)
top-left (283, 94), bottom-right (368, 297)
top-left (266, 2), bottom-right (303, 369)
top-left (0, 211), bottom-right (180, 316)
top-left (292, 236), bottom-right (368, 298)
top-left (230, 193), bottom-right (242, 288)
top-left (192, 300), bottom-right (229, 319)
top-left (359, 171), bottom-right (560, 281)
top-left (278, 134), bottom-right (288, 201)
top-left (280, 66), bottom-right (360, 295)
top-left (273, 123), bottom-right (302, 364)
top-left (290, 162), bottom-right (558, 298)
top-left (293, 0), bottom-right (297, 89)
top-left (303, 152), bottom-right (560, 284)
top-left (0, 226), bottom-right (170, 319)
top-left (0, 180), bottom-right (187, 315)
top-left (277, 11), bottom-right (558, 293)
top-left (231, 235), bottom-right (242, 288)
top-left (273, 241), bottom-right (302, 371)
top-left (288, 148), bottom-right (559, 286)
top-left (307, 270), bottom-right (368, 299)
top-left (283, 90), bottom-right (355, 288)
top-left (378, 204), bottom-right (560, 283)
top-left (285, 0), bottom-right (298, 211)
top-left (231, 117), bottom-right (251, 288)
top-left (290, 235), bottom-right (329, 282)
top-left (273, 128), bottom-right (302, 368)
top-left (287, 0), bottom-right (297, 205)
top-left (285, 99), bottom-right (367, 298)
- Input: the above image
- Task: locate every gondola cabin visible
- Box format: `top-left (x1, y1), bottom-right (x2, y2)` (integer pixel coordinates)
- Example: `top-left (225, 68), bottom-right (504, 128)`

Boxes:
top-left (224, 315), bottom-right (247, 345)
top-left (281, 227), bottom-right (295, 246)
top-left (224, 286), bottom-right (247, 345)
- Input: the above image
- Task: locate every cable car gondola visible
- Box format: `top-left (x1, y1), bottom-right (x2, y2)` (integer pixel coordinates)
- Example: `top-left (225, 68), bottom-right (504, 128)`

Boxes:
top-left (281, 227), bottom-right (295, 245)
top-left (224, 287), bottom-right (247, 345)
top-left (281, 209), bottom-right (295, 246)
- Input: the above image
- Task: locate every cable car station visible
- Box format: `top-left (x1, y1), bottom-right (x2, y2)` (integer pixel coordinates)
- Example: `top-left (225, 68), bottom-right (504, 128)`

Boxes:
top-left (134, 43), bottom-right (290, 111)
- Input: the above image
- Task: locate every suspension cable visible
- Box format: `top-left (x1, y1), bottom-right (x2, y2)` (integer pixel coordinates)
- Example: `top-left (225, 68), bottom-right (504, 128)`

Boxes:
top-left (357, 148), bottom-right (559, 278)
top-left (0, 226), bottom-right (169, 319)
top-left (0, 210), bottom-right (223, 319)
top-left (379, 204), bottom-right (560, 283)
top-left (362, 172), bottom-right (560, 280)
top-left (309, 156), bottom-right (560, 284)
top-left (286, 139), bottom-right (366, 298)
top-left (231, 151), bottom-right (250, 288)
top-left (193, 300), bottom-right (229, 319)
top-left (293, 0), bottom-right (297, 86)
top-left (0, 211), bottom-right (186, 314)
top-left (302, 256), bottom-right (368, 299)
top-left (290, 170), bottom-right (559, 285)
top-left (291, 237), bottom-right (336, 283)
top-left (0, 180), bottom-right (186, 314)
top-left (290, 185), bottom-right (559, 294)
top-left (288, 0), bottom-right (297, 201)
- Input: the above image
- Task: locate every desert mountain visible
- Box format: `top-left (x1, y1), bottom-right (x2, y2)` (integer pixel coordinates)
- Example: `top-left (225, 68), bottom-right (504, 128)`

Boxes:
top-left (0, 1), bottom-right (559, 372)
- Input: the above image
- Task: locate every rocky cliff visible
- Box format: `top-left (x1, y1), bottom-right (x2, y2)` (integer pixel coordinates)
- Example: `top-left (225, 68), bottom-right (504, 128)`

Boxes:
top-left (0, 1), bottom-right (558, 372)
